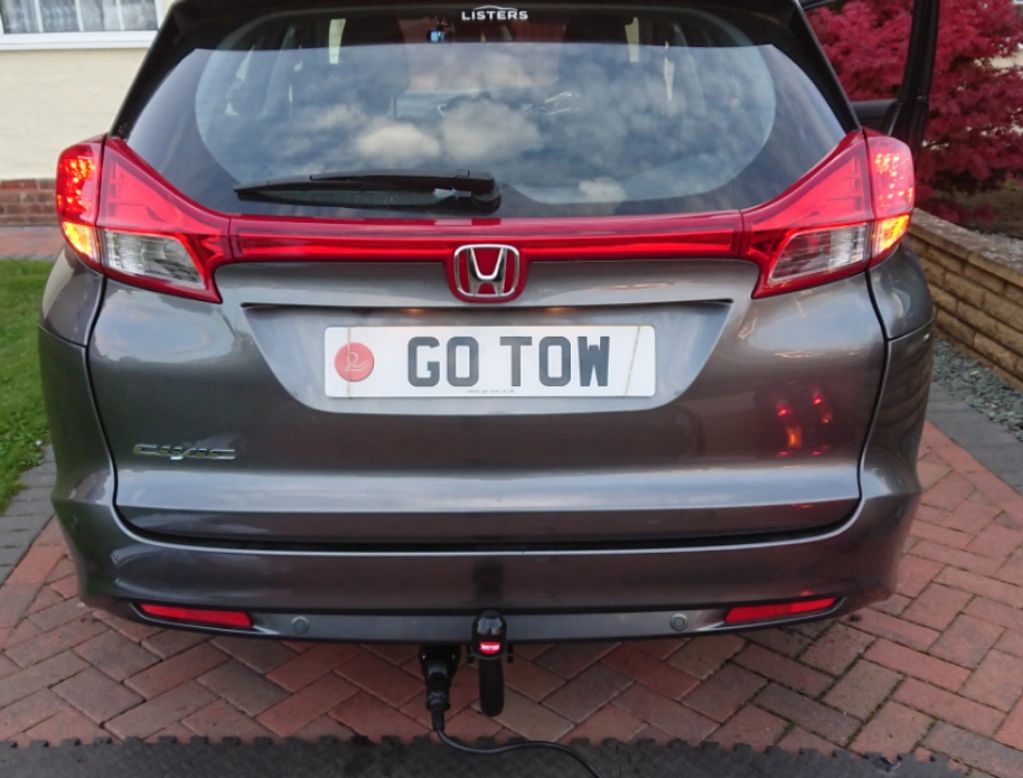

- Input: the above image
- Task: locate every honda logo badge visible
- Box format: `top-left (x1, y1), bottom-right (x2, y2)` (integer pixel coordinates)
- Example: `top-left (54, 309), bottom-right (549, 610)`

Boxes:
top-left (450, 244), bottom-right (524, 302)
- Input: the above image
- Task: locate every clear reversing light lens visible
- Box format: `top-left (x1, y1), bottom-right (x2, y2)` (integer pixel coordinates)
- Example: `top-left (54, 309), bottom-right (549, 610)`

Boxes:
top-left (769, 224), bottom-right (869, 284)
top-left (101, 231), bottom-right (205, 290)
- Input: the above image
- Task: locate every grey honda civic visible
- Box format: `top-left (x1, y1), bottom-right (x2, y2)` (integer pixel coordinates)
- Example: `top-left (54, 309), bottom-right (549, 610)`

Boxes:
top-left (40, 0), bottom-right (935, 714)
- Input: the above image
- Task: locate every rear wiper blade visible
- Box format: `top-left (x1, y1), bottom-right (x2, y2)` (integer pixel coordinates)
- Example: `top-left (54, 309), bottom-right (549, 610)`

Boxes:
top-left (235, 169), bottom-right (500, 204)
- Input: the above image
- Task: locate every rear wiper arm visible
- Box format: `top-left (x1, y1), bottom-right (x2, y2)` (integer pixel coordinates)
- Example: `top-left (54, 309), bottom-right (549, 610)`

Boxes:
top-left (235, 169), bottom-right (500, 204)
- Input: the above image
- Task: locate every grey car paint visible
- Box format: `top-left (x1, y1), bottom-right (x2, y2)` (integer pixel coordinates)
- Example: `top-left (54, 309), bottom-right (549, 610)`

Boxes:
top-left (40, 238), bottom-right (932, 641)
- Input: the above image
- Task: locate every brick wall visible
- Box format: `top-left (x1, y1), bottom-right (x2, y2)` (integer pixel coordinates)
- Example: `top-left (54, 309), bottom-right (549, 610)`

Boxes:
top-left (908, 210), bottom-right (1023, 390)
top-left (0, 179), bottom-right (56, 225)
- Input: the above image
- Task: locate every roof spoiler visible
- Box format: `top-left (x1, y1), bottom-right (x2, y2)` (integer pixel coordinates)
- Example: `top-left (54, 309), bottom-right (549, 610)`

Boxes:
top-left (801, 0), bottom-right (940, 159)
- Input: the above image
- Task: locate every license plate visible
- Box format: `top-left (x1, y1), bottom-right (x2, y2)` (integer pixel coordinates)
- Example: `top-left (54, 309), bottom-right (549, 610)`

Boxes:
top-left (324, 326), bottom-right (656, 398)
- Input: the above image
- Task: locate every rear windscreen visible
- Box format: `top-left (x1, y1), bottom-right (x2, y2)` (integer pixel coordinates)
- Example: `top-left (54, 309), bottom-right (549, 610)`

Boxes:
top-left (122, 2), bottom-right (853, 219)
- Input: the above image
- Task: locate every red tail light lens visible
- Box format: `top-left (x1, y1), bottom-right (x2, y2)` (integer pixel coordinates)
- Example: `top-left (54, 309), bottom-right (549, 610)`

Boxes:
top-left (867, 134), bottom-right (915, 256)
top-left (138, 603), bottom-right (253, 630)
top-left (724, 597), bottom-right (837, 626)
top-left (55, 141), bottom-right (103, 263)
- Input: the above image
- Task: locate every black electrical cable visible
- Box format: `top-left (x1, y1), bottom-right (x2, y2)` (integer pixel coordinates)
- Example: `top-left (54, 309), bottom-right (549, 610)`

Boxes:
top-left (432, 714), bottom-right (603, 778)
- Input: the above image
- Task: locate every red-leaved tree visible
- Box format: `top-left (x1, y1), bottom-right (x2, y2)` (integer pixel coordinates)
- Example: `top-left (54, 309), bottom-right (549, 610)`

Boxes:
top-left (810, 0), bottom-right (1023, 222)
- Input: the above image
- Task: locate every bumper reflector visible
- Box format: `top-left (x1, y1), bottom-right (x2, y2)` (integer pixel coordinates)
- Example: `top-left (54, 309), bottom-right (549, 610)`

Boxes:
top-left (724, 597), bottom-right (837, 626)
top-left (138, 603), bottom-right (253, 630)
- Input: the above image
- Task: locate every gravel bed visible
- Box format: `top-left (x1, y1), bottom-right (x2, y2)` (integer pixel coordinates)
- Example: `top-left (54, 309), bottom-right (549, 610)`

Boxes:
top-left (932, 338), bottom-right (1023, 443)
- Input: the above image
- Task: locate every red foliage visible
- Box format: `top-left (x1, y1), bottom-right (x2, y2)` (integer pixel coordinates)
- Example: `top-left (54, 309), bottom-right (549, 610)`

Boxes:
top-left (810, 0), bottom-right (1023, 222)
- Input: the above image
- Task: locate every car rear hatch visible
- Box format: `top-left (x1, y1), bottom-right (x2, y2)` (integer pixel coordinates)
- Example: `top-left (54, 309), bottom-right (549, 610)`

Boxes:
top-left (83, 0), bottom-right (893, 547)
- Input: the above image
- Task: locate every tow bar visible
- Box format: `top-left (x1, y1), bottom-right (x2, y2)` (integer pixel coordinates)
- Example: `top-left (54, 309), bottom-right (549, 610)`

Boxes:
top-left (418, 611), bottom-right (602, 777)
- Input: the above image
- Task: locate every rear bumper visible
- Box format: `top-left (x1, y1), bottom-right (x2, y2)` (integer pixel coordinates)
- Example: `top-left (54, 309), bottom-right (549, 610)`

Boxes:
top-left (40, 308), bottom-right (932, 643)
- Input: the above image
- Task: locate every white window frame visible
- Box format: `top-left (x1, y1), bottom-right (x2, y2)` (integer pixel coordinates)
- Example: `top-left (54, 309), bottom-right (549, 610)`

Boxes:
top-left (0, 0), bottom-right (167, 50)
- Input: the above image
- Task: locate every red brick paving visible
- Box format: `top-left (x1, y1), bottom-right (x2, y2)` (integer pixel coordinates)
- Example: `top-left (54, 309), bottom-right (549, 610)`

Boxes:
top-left (1, 424), bottom-right (1023, 776)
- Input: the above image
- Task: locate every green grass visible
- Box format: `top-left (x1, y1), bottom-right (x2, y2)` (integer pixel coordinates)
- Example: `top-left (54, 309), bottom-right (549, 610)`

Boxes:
top-left (0, 261), bottom-right (51, 512)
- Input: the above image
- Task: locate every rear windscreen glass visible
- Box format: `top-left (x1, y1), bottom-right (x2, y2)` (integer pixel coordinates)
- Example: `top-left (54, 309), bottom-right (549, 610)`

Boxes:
top-left (123, 2), bottom-right (852, 218)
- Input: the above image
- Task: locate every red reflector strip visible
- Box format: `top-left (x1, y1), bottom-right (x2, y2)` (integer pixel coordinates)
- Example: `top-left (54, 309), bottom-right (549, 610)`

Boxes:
top-left (724, 598), bottom-right (836, 626)
top-left (138, 603), bottom-right (253, 630)
top-left (478, 641), bottom-right (503, 656)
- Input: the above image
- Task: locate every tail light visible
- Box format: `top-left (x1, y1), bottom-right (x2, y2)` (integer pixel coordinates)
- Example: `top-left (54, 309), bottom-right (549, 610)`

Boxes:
top-left (56, 138), bottom-right (229, 302)
top-left (56, 131), bottom-right (913, 304)
top-left (744, 132), bottom-right (915, 297)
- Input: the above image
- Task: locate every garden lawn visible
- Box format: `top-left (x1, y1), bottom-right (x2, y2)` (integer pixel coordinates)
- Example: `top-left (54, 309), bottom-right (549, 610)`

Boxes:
top-left (0, 261), bottom-right (50, 512)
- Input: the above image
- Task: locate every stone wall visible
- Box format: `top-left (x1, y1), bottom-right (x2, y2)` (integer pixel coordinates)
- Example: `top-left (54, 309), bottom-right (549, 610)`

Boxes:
top-left (908, 210), bottom-right (1023, 390)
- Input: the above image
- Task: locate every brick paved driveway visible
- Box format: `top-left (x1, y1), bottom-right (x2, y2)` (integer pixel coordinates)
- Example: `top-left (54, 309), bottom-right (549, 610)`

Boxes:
top-left (1, 423), bottom-right (1022, 777)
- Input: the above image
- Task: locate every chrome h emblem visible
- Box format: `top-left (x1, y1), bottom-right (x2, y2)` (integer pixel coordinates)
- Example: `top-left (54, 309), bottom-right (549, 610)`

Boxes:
top-left (451, 244), bottom-right (522, 301)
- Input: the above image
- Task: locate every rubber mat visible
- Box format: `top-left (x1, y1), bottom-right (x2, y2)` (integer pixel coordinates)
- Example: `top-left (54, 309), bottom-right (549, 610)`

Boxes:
top-left (0, 737), bottom-right (963, 777)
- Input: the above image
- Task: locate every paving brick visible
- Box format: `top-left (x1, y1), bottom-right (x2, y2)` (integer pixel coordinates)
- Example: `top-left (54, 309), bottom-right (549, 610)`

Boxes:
top-left (337, 650), bottom-right (422, 707)
top-left (938, 568), bottom-right (1023, 609)
top-left (995, 699), bottom-right (1023, 751)
top-left (922, 472), bottom-right (975, 513)
top-left (967, 525), bottom-right (1023, 560)
top-left (864, 639), bottom-right (970, 692)
top-left (851, 701), bottom-right (932, 758)
top-left (931, 615), bottom-right (1005, 669)
top-left (800, 623), bottom-right (874, 675)
top-left (711, 704), bottom-right (786, 749)
top-left (0, 651), bottom-right (87, 707)
top-left (74, 629), bottom-right (160, 681)
top-left (23, 707), bottom-right (106, 744)
top-left (198, 660), bottom-right (288, 716)
top-left (613, 684), bottom-right (716, 743)
top-left (918, 461), bottom-right (951, 490)
top-left (961, 651), bottom-right (1023, 712)
top-left (330, 690), bottom-right (429, 741)
top-left (943, 499), bottom-right (1001, 535)
top-left (182, 699), bottom-right (273, 741)
top-left (894, 677), bottom-right (1003, 736)
top-left (53, 667), bottom-right (143, 723)
top-left (926, 722), bottom-right (1023, 778)
top-left (682, 664), bottom-right (765, 723)
top-left (534, 642), bottom-right (616, 679)
top-left (1, 616), bottom-right (40, 651)
top-left (897, 555), bottom-right (944, 598)
top-left (743, 627), bottom-right (812, 658)
top-left (755, 684), bottom-right (858, 744)
top-left (49, 575), bottom-right (78, 600)
top-left (26, 598), bottom-right (87, 632)
top-left (911, 520), bottom-right (973, 549)
top-left (559, 703), bottom-right (645, 744)
top-left (363, 644), bottom-right (419, 665)
top-left (487, 688), bottom-right (571, 741)
top-left (96, 613), bottom-right (162, 643)
top-left (733, 644), bottom-right (831, 697)
top-left (266, 643), bottom-right (358, 692)
top-left (873, 594), bottom-right (911, 617)
top-left (258, 674), bottom-right (356, 736)
top-left (964, 597), bottom-right (1023, 633)
top-left (542, 664), bottom-right (631, 722)
top-left (903, 583), bottom-right (973, 630)
top-left (778, 726), bottom-right (839, 755)
top-left (994, 629), bottom-right (1023, 659)
top-left (444, 707), bottom-right (506, 741)
top-left (4, 544), bottom-right (65, 585)
top-left (0, 689), bottom-right (64, 740)
top-left (210, 636), bottom-right (296, 673)
top-left (0, 653), bottom-right (15, 679)
top-left (601, 644), bottom-right (697, 699)
top-left (290, 714), bottom-right (355, 741)
top-left (4, 615), bottom-right (106, 667)
top-left (0, 583), bottom-right (43, 628)
top-left (141, 629), bottom-right (208, 659)
top-left (912, 541), bottom-right (1001, 576)
top-left (668, 634), bottom-right (744, 679)
top-left (823, 659), bottom-right (902, 720)
top-left (105, 681), bottom-right (216, 739)
top-left (125, 643), bottom-right (229, 698)
top-left (633, 638), bottom-right (684, 661)
top-left (504, 656), bottom-right (564, 701)
top-left (24, 586), bottom-right (62, 616)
